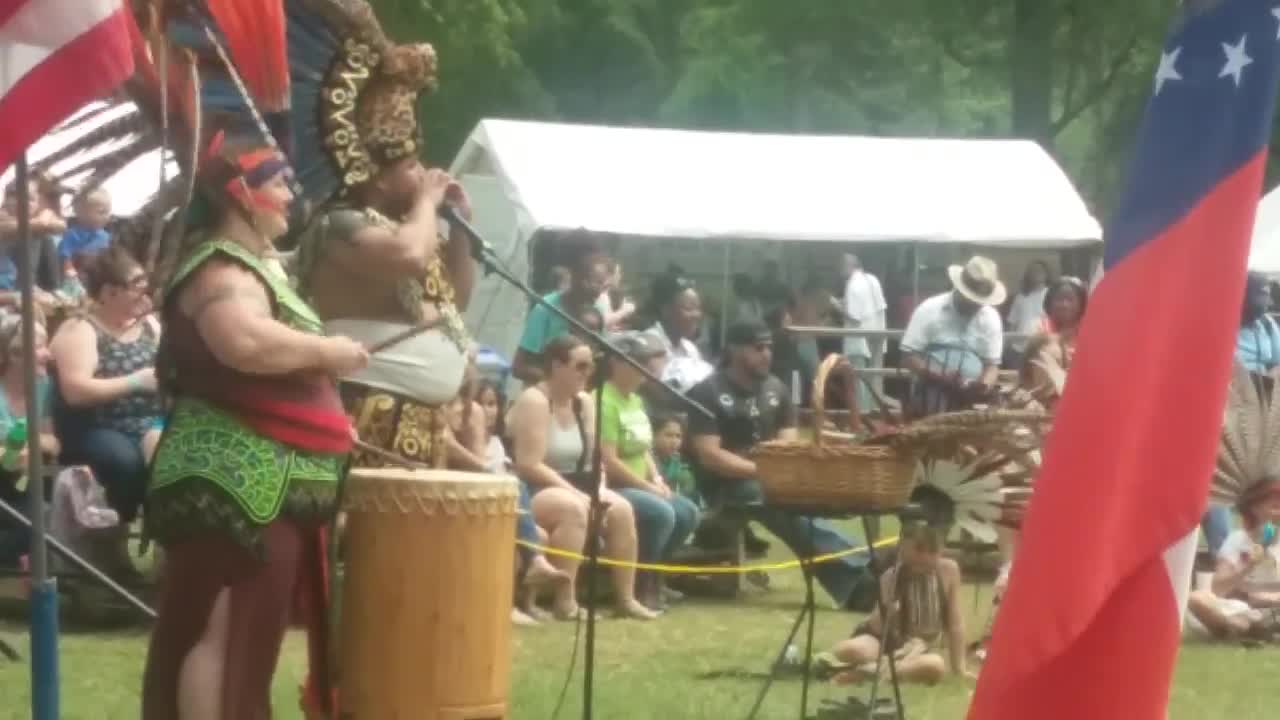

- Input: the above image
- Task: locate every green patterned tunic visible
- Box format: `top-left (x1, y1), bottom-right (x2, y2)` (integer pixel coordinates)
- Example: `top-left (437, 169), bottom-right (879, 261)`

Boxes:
top-left (146, 239), bottom-right (345, 553)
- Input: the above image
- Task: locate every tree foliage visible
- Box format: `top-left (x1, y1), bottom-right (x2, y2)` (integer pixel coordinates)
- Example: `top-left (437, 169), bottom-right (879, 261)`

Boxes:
top-left (371, 0), bottom-right (1203, 214)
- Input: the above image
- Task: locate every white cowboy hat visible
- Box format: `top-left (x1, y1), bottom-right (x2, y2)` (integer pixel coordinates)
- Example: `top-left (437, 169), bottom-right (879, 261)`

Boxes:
top-left (947, 256), bottom-right (1007, 307)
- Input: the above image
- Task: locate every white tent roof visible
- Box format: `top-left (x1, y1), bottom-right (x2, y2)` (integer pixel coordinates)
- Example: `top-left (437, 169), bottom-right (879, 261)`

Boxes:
top-left (450, 119), bottom-right (1102, 247)
top-left (1250, 184), bottom-right (1280, 274)
top-left (0, 101), bottom-right (176, 217)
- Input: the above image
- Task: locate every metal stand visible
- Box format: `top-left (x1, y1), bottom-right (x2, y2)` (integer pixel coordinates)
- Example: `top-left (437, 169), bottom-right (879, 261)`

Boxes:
top-left (444, 211), bottom-right (713, 720)
top-left (745, 506), bottom-right (910, 720)
top-left (0, 496), bottom-right (157, 620)
top-left (862, 515), bottom-right (904, 720)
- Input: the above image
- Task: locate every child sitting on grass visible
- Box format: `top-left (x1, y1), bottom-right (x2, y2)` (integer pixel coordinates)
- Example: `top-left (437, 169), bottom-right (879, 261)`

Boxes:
top-left (1185, 492), bottom-right (1280, 643)
top-left (652, 414), bottom-right (699, 507)
top-left (814, 522), bottom-right (972, 686)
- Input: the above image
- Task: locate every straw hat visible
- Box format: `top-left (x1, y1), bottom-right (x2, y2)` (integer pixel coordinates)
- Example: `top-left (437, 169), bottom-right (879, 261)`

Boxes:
top-left (948, 256), bottom-right (1007, 307)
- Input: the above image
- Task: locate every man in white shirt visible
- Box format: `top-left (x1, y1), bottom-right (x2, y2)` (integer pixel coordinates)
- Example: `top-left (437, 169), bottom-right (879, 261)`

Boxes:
top-left (1004, 261), bottom-right (1050, 367)
top-left (900, 256), bottom-right (1005, 416)
top-left (839, 254), bottom-right (887, 413)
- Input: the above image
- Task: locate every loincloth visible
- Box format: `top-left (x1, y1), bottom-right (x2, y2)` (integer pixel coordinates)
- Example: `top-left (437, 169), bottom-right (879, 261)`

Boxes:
top-left (342, 383), bottom-right (448, 469)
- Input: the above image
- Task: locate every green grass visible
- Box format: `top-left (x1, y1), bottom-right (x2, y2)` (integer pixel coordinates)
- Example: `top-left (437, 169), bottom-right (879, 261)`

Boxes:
top-left (1, 553), bottom-right (1277, 719)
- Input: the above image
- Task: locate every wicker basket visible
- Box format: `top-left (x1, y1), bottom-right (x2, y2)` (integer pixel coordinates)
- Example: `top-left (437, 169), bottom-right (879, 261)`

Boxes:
top-left (753, 354), bottom-right (916, 512)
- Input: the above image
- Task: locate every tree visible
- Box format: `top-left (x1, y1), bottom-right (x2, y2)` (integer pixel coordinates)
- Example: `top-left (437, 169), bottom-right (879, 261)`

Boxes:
top-left (371, 0), bottom-right (1179, 212)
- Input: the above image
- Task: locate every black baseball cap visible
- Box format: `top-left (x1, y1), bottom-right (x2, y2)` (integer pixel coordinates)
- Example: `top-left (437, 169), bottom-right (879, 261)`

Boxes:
top-left (724, 322), bottom-right (773, 348)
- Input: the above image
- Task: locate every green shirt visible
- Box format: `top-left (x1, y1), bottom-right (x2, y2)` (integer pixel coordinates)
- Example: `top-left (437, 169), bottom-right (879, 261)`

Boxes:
top-left (599, 381), bottom-right (652, 481)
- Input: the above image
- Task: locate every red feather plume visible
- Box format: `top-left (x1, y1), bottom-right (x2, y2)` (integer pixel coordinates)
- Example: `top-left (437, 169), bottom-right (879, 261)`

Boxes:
top-left (204, 0), bottom-right (289, 113)
top-left (124, 6), bottom-right (198, 141)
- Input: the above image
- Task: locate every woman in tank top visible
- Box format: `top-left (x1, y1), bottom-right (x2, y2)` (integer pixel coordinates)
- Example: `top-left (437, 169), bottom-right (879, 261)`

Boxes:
top-left (509, 334), bottom-right (657, 620)
top-left (50, 245), bottom-right (163, 530)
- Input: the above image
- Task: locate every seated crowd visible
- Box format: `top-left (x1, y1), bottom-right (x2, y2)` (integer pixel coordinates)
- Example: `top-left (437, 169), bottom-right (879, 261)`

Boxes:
top-left (0, 180), bottom-right (164, 582)
top-left (1, 175), bottom-right (1268, 691)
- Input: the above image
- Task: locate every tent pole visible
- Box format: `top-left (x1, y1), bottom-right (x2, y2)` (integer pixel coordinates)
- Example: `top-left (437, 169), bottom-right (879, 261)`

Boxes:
top-left (719, 241), bottom-right (731, 351)
top-left (911, 242), bottom-right (920, 308)
top-left (16, 154), bottom-right (59, 720)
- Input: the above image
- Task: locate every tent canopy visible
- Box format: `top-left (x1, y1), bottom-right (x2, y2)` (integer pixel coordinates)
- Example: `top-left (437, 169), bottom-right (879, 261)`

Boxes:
top-left (1251, 183), bottom-right (1280, 274)
top-left (0, 101), bottom-right (176, 218)
top-left (450, 119), bottom-right (1103, 247)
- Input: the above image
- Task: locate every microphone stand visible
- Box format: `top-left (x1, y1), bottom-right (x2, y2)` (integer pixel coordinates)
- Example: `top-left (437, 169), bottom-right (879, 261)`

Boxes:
top-left (443, 208), bottom-right (712, 720)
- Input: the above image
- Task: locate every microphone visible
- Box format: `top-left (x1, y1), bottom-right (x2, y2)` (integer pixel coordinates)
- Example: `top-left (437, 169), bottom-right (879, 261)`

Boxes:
top-left (437, 202), bottom-right (492, 262)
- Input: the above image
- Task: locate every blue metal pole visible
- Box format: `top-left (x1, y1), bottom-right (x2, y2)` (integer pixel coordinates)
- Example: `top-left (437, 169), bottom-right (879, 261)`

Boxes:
top-left (15, 154), bottom-right (59, 720)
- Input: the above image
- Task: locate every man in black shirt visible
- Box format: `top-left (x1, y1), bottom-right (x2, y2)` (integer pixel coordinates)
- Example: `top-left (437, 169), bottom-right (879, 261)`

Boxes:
top-left (687, 322), bottom-right (873, 608)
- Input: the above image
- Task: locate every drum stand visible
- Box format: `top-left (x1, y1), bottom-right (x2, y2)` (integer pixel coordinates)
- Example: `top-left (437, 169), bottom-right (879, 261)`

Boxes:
top-left (744, 505), bottom-right (914, 720)
top-left (447, 210), bottom-right (714, 720)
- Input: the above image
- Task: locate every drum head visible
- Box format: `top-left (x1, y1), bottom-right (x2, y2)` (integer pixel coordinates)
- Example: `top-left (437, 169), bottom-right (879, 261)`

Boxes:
top-left (343, 468), bottom-right (518, 515)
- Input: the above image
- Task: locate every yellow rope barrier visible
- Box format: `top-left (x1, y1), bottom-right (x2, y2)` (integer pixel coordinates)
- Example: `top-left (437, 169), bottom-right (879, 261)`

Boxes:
top-left (516, 535), bottom-right (900, 575)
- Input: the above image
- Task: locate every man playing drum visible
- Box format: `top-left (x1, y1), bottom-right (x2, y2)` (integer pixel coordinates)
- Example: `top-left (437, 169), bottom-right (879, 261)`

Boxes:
top-left (294, 15), bottom-right (476, 469)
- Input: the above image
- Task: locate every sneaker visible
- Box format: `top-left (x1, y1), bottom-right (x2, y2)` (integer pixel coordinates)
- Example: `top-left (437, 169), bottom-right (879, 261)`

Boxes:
top-left (745, 570), bottom-right (771, 590)
top-left (744, 527), bottom-right (772, 557)
top-left (811, 651), bottom-right (851, 681)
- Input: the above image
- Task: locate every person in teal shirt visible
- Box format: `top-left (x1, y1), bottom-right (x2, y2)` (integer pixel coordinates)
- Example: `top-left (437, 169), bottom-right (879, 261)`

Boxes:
top-left (512, 252), bottom-right (612, 384)
top-left (0, 317), bottom-right (57, 565)
top-left (598, 331), bottom-right (699, 612)
top-left (1237, 272), bottom-right (1280, 374)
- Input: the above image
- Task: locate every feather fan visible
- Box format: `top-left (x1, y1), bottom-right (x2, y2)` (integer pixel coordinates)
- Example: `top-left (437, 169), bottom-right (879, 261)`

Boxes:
top-left (1211, 363), bottom-right (1279, 506)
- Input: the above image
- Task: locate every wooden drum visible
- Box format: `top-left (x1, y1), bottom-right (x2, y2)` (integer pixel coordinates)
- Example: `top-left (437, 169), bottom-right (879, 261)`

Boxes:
top-left (338, 468), bottom-right (519, 719)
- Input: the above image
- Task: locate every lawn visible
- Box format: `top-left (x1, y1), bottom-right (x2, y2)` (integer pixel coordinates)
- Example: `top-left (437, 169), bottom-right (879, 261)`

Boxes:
top-left (1, 548), bottom-right (1278, 719)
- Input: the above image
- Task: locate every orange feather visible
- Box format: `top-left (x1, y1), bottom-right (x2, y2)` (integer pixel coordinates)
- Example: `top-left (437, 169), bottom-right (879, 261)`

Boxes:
top-left (204, 0), bottom-right (289, 113)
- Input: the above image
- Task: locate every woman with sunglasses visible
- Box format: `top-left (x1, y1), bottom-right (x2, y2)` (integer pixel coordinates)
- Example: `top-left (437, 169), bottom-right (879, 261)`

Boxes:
top-left (599, 331), bottom-right (699, 611)
top-left (49, 243), bottom-right (163, 578)
top-left (509, 334), bottom-right (657, 620)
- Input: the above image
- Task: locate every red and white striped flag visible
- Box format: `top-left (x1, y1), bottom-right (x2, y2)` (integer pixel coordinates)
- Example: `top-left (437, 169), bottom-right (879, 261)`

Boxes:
top-left (0, 0), bottom-right (134, 174)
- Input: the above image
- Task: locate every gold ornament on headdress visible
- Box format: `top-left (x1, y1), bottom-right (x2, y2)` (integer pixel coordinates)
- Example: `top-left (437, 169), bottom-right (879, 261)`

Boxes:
top-left (320, 30), bottom-right (438, 189)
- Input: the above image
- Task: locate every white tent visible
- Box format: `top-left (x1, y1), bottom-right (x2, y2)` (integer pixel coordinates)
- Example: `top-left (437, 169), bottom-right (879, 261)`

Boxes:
top-left (450, 119), bottom-right (1102, 358)
top-left (1250, 183), bottom-right (1280, 274)
top-left (451, 119), bottom-right (1102, 247)
top-left (0, 101), bottom-right (176, 217)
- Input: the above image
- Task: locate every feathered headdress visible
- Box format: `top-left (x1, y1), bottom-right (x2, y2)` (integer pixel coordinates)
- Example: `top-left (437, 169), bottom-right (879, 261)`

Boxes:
top-left (1212, 363), bottom-right (1280, 515)
top-left (906, 413), bottom-right (1046, 543)
top-left (879, 387), bottom-right (1051, 543)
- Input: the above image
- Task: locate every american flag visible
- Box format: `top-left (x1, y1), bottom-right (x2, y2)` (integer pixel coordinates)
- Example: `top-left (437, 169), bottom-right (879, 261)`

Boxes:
top-left (970, 2), bottom-right (1280, 719)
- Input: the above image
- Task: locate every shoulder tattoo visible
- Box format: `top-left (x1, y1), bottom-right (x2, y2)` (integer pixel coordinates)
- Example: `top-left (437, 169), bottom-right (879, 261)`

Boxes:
top-left (322, 209), bottom-right (373, 244)
top-left (188, 283), bottom-right (271, 322)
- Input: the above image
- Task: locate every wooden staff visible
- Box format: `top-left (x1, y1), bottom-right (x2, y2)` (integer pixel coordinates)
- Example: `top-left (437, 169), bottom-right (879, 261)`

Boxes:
top-left (364, 318), bottom-right (444, 355)
top-left (353, 439), bottom-right (435, 472)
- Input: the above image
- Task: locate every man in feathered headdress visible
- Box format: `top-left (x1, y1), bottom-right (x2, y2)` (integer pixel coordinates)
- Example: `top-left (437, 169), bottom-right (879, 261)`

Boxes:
top-left (291, 4), bottom-right (475, 469)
